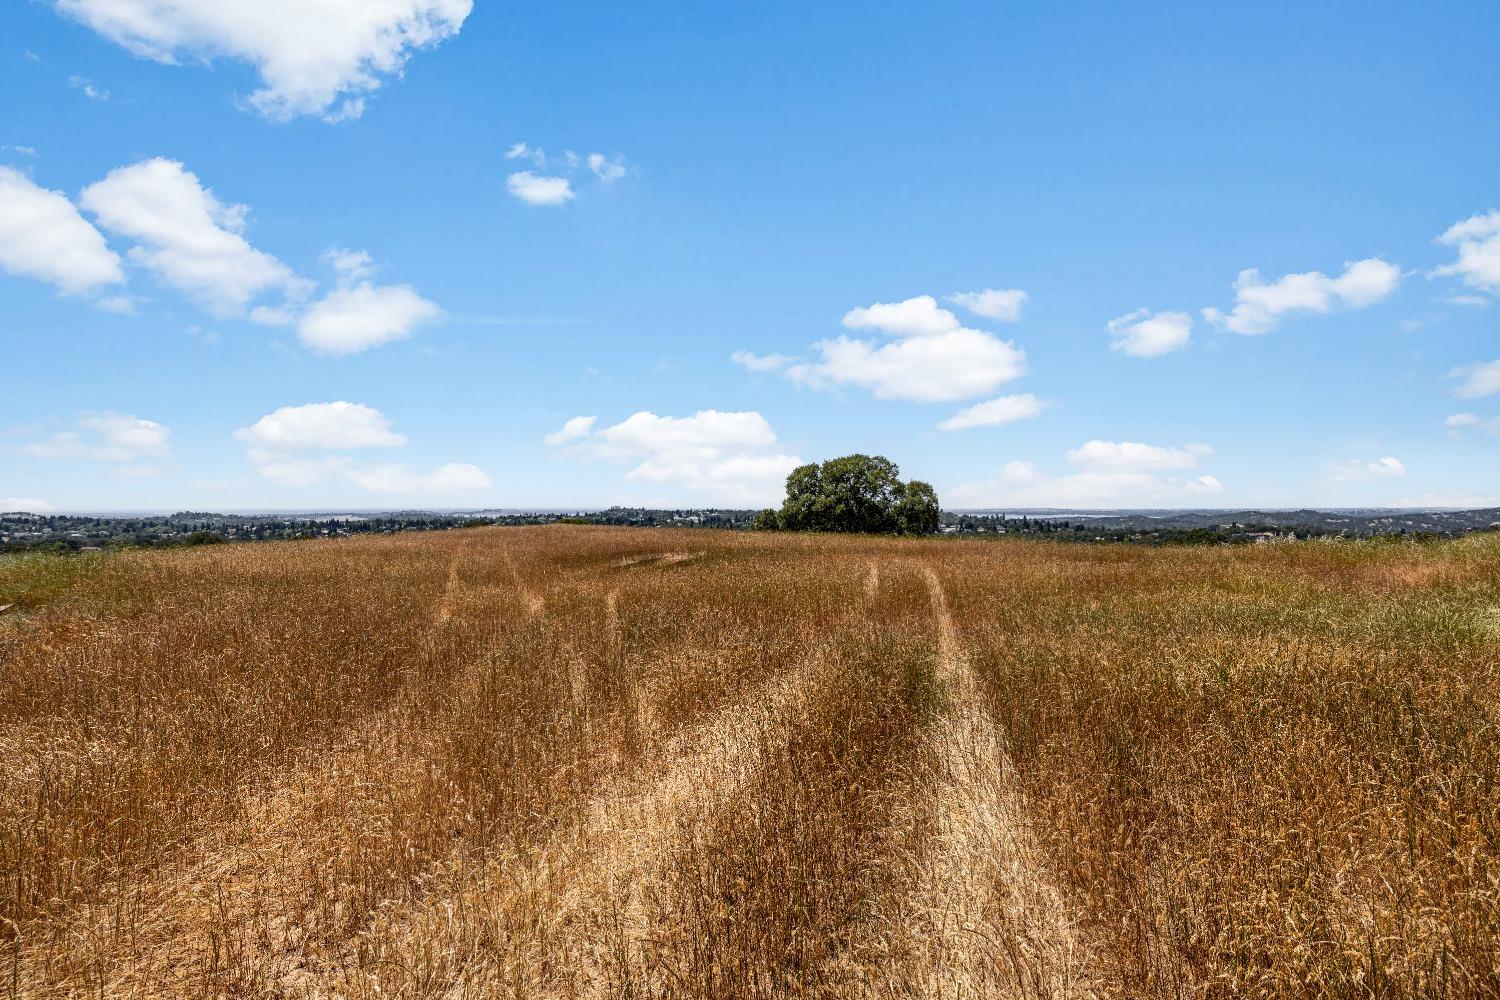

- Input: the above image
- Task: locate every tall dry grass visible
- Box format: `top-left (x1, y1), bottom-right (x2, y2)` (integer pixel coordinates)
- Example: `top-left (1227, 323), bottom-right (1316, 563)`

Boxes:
top-left (1, 526), bottom-right (1497, 997)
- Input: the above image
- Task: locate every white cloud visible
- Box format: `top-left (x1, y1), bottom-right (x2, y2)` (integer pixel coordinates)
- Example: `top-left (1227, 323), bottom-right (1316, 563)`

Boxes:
top-left (343, 462), bottom-right (489, 493)
top-left (323, 247), bottom-right (375, 281)
top-left (790, 329), bottom-right (1026, 402)
top-left (550, 409), bottom-right (801, 504)
top-left (2, 145), bottom-right (39, 157)
top-left (505, 142), bottom-right (547, 167)
top-left (938, 393), bottom-right (1046, 431)
top-left (1452, 360), bottom-right (1500, 399)
top-left (53, 0), bottom-right (472, 121)
top-left (587, 152), bottom-right (627, 183)
top-left (68, 75), bottom-right (111, 101)
top-left (945, 288), bottom-right (1027, 323)
top-left (236, 401), bottom-right (485, 495)
top-left (1445, 412), bottom-right (1500, 436)
top-left (1203, 258), bottom-right (1401, 335)
top-left (1108, 308), bottom-right (1193, 358)
top-left (80, 158), bottom-right (305, 315)
top-left (948, 440), bottom-right (1223, 508)
top-left (842, 295), bottom-right (959, 337)
top-left (1065, 440), bottom-right (1212, 472)
top-left (731, 349), bottom-right (793, 372)
top-left (1432, 210), bottom-right (1500, 295)
top-left (544, 415), bottom-right (596, 447)
top-left (1, 498), bottom-right (54, 513)
top-left (95, 294), bottom-right (136, 314)
top-left (1449, 294), bottom-right (1489, 307)
top-left (507, 171), bottom-right (574, 206)
top-left (506, 144), bottom-right (628, 188)
top-left (240, 247), bottom-right (439, 354)
top-left (767, 294), bottom-right (1029, 403)
top-left (297, 282), bottom-right (442, 354)
top-left (1331, 456), bottom-right (1406, 483)
top-left (0, 166), bottom-right (124, 296)
top-left (234, 401), bottom-right (405, 451)
top-left (242, 449), bottom-right (348, 486)
top-left (22, 412), bottom-right (170, 462)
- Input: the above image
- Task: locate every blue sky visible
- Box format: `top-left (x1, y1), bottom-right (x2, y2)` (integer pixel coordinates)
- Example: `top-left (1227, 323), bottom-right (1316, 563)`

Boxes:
top-left (2, 1), bottom-right (1498, 512)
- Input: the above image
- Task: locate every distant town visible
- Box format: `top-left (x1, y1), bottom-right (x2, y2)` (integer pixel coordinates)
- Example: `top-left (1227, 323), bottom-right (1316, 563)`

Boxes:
top-left (5, 505), bottom-right (1500, 554)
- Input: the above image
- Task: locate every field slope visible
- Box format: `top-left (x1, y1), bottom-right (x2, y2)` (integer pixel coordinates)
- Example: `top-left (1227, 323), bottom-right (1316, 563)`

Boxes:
top-left (2, 526), bottom-right (1497, 997)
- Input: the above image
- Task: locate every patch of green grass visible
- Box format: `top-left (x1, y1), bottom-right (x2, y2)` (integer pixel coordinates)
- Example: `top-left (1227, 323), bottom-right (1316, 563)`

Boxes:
top-left (0, 550), bottom-right (104, 612)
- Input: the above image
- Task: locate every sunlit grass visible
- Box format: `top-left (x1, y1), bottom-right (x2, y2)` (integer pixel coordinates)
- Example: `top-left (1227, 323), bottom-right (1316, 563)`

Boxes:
top-left (2, 527), bottom-right (1496, 997)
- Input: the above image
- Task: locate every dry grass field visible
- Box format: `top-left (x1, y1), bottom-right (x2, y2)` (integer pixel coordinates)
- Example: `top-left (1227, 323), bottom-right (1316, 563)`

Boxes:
top-left (2, 525), bottom-right (1498, 998)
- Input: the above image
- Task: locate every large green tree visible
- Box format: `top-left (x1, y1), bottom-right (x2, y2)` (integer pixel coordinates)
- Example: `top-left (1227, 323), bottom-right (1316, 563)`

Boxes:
top-left (755, 454), bottom-right (941, 535)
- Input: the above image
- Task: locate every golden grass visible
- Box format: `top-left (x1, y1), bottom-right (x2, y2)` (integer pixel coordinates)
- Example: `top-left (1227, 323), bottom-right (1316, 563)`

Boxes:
top-left (2, 526), bottom-right (1498, 997)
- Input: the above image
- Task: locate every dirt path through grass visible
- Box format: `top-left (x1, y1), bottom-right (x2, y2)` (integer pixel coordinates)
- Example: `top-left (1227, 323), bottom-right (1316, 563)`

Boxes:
top-left (896, 564), bottom-right (1096, 998)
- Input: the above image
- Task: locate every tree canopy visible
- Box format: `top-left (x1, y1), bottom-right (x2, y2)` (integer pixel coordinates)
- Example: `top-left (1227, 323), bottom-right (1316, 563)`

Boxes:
top-left (753, 454), bottom-right (941, 534)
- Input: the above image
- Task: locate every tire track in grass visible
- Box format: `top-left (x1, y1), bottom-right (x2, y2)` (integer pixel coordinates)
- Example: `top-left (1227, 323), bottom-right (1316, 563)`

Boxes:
top-left (501, 546), bottom-right (545, 616)
top-left (605, 587), bottom-right (656, 739)
top-left (433, 552), bottom-right (461, 626)
top-left (898, 564), bottom-right (1096, 998)
top-left (349, 655), bottom-right (822, 997)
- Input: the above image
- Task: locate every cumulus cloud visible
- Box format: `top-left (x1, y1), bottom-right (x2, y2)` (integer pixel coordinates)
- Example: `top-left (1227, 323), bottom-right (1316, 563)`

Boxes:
top-left (235, 401), bottom-right (486, 495)
top-left (502, 143), bottom-right (630, 205)
top-left (323, 247), bottom-right (376, 281)
top-left (763, 294), bottom-right (1029, 402)
top-left (0, 166), bottom-right (124, 296)
top-left (504, 142), bottom-right (548, 168)
top-left (234, 401), bottom-right (405, 451)
top-left (1203, 258), bottom-right (1401, 335)
top-left (1331, 456), bottom-right (1406, 483)
top-left (1066, 440), bottom-right (1212, 472)
top-left (244, 246), bottom-right (441, 354)
top-left (549, 409), bottom-right (801, 504)
top-left (343, 462), bottom-right (489, 493)
top-left (1451, 360), bottom-right (1500, 399)
top-left (296, 282), bottom-right (443, 353)
top-left (544, 415), bottom-right (596, 447)
top-left (948, 440), bottom-right (1222, 508)
top-left (53, 0), bottom-right (472, 121)
top-left (1108, 308), bottom-right (1193, 358)
top-left (731, 350), bottom-right (793, 372)
top-left (68, 75), bottom-right (111, 101)
top-left (842, 295), bottom-right (959, 337)
top-left (1444, 412), bottom-right (1500, 437)
top-left (1432, 211), bottom-right (1500, 295)
top-left (945, 288), bottom-right (1027, 323)
top-left (587, 153), bottom-right (627, 183)
top-left (789, 329), bottom-right (1027, 402)
top-left (80, 158), bottom-right (306, 315)
top-left (937, 393), bottom-right (1046, 431)
top-left (23, 412), bottom-right (170, 462)
top-left (507, 171), bottom-right (574, 206)
top-left (1, 498), bottom-right (54, 513)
